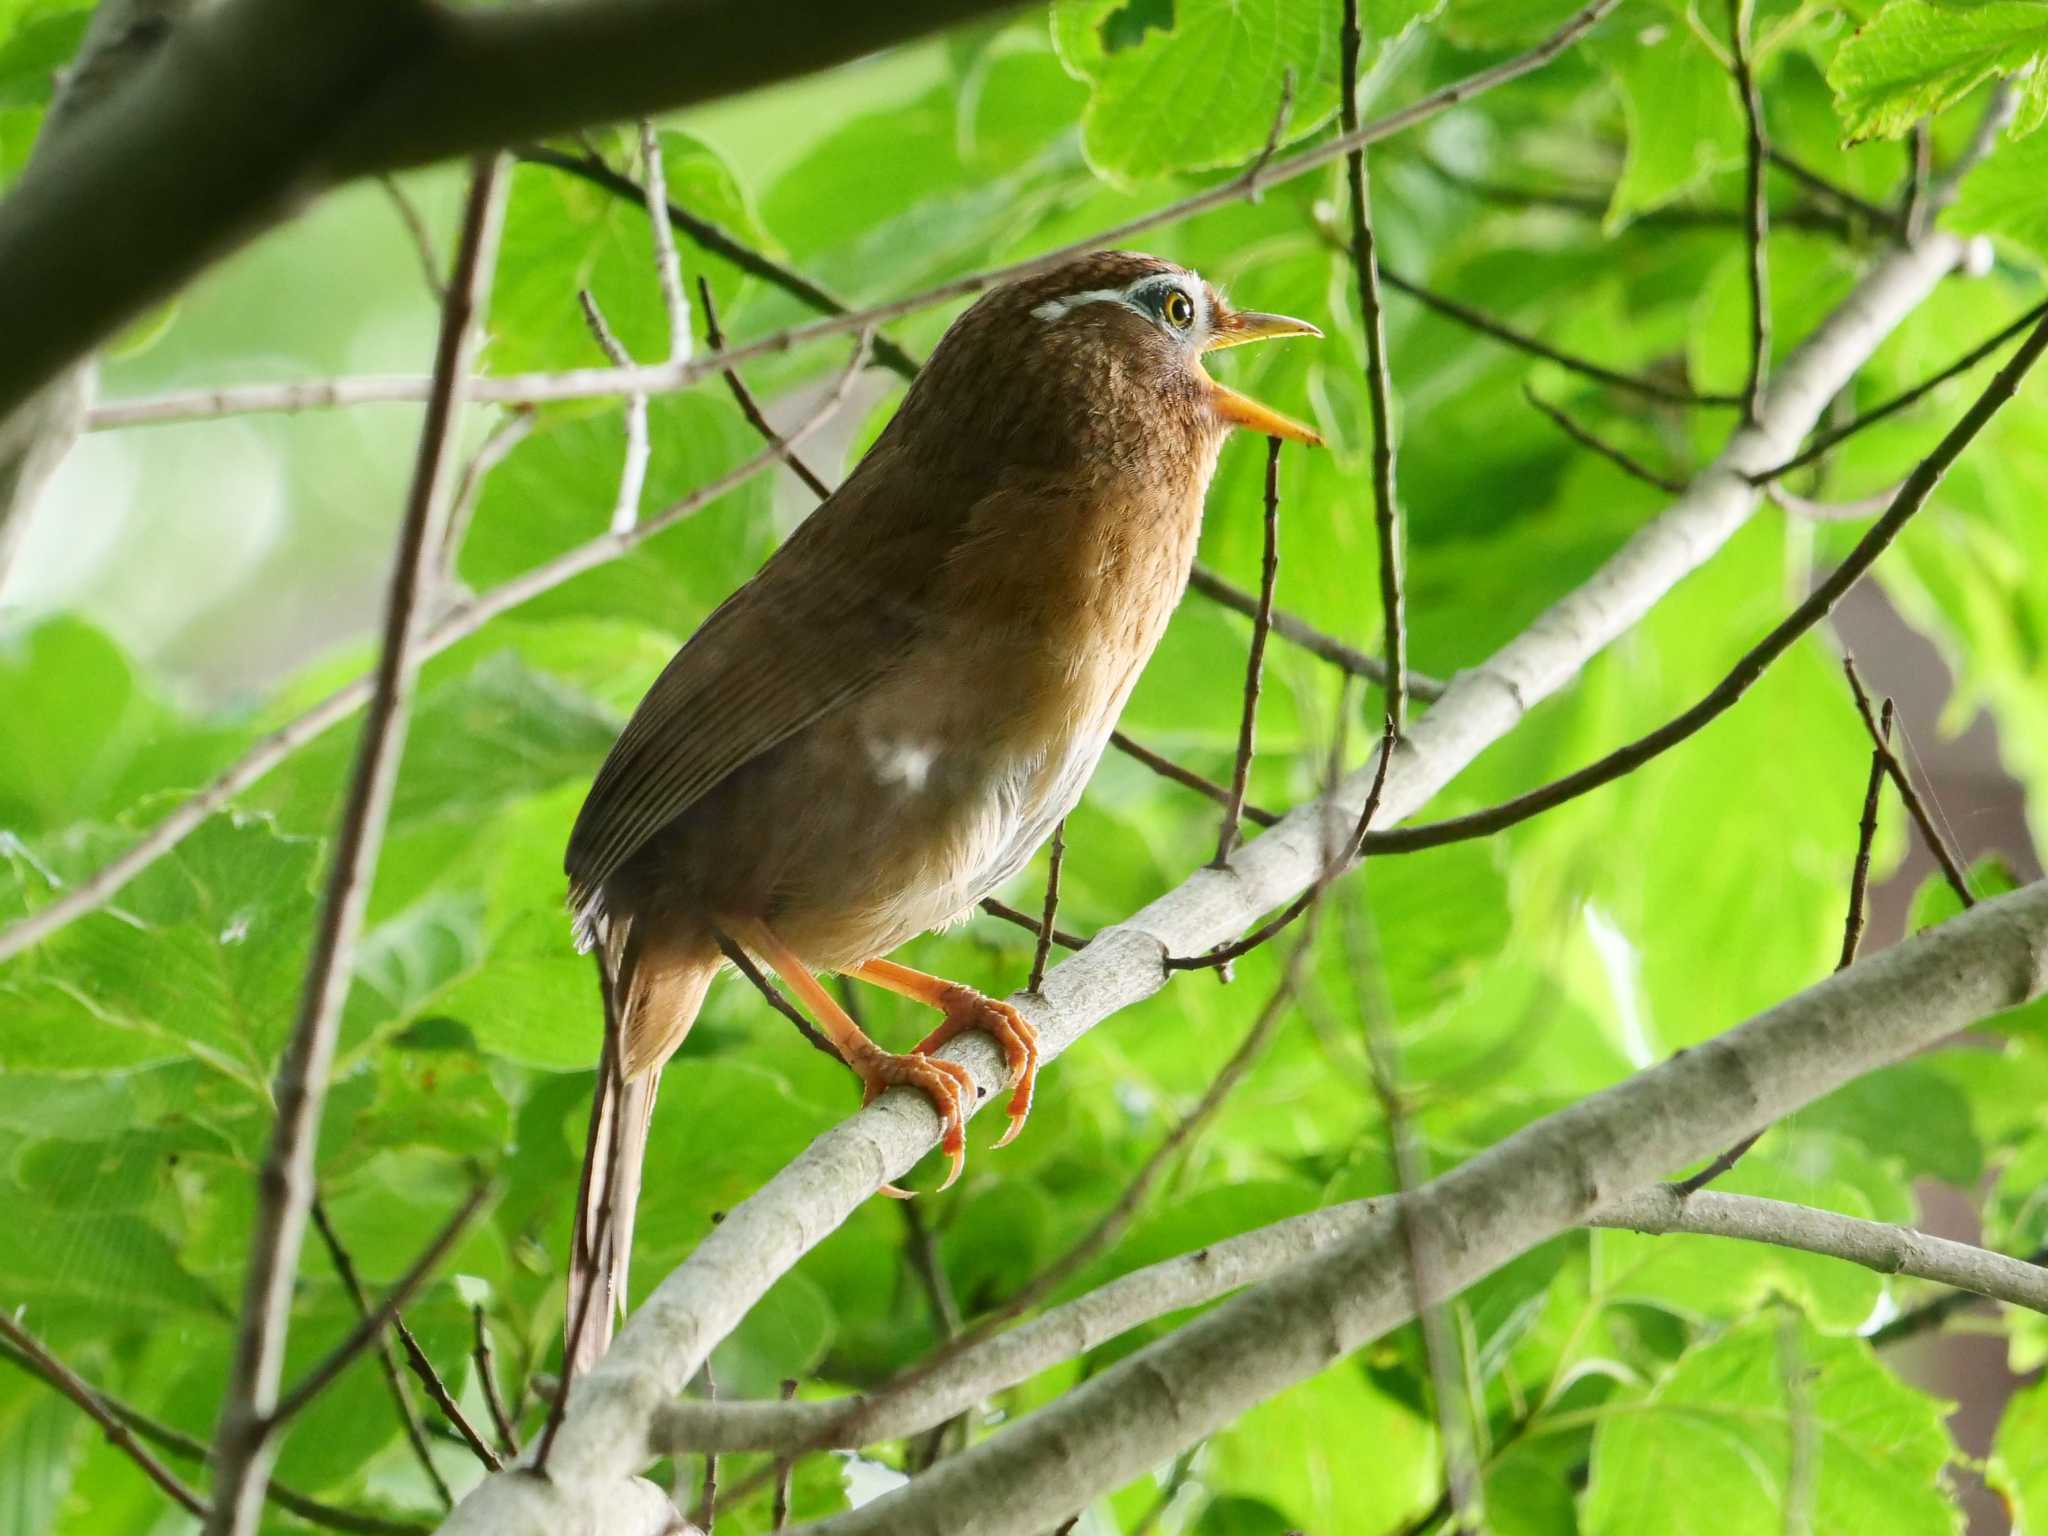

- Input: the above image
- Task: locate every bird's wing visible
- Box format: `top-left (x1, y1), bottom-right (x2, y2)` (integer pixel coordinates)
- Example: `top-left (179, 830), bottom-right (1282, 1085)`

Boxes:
top-left (564, 448), bottom-right (950, 918)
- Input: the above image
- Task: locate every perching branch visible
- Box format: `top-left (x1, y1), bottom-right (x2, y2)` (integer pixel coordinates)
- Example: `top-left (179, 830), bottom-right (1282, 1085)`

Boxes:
top-left (430, 208), bottom-right (1974, 1535)
top-left (806, 880), bottom-right (2048, 1536)
top-left (203, 158), bottom-right (509, 1536)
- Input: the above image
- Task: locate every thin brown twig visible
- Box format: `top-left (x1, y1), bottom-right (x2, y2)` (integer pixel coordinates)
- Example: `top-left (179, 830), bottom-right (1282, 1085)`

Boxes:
top-left (1341, 0), bottom-right (1408, 734)
top-left (1524, 384), bottom-right (1687, 492)
top-left (378, 174), bottom-right (444, 301)
top-left (0, 1337), bottom-right (427, 1535)
top-left (715, 932), bottom-right (840, 1062)
top-left (204, 156), bottom-right (509, 1536)
top-left (1842, 658), bottom-right (1975, 908)
top-left (271, 1183), bottom-right (495, 1429)
top-left (0, 1309), bottom-right (209, 1518)
top-left (1749, 298), bottom-right (2048, 484)
top-left (1672, 695), bottom-right (1893, 1197)
top-left (1243, 70), bottom-right (1296, 202)
top-left (1111, 731), bottom-right (1279, 829)
top-left (1379, 264), bottom-right (1739, 408)
top-left (1902, 123), bottom-right (1932, 243)
top-left (771, 1379), bottom-right (798, 1530)
top-left (1212, 438), bottom-right (1283, 867)
top-left (0, 336), bottom-right (869, 969)
top-left (511, 144), bottom-right (922, 383)
top-left (694, 1365), bottom-right (720, 1531)
top-left (979, 898), bottom-right (1087, 954)
top-left (1187, 563), bottom-right (1446, 698)
top-left (438, 406), bottom-right (535, 579)
top-left (699, 276), bottom-right (832, 498)
top-left (1169, 715), bottom-right (1396, 973)
top-left (1028, 820), bottom-right (1067, 995)
top-left (1766, 146), bottom-right (1901, 233)
top-left (472, 1304), bottom-right (520, 1457)
top-left (88, 1), bottom-right (1619, 434)
top-left (1362, 308), bottom-right (2048, 859)
top-left (1414, 153), bottom-right (1857, 239)
top-left (309, 1201), bottom-right (459, 1503)
top-left (1727, 0), bottom-right (1770, 422)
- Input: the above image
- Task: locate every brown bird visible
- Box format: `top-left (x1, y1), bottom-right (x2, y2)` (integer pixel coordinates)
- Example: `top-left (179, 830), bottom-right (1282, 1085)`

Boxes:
top-left (561, 250), bottom-right (1320, 1369)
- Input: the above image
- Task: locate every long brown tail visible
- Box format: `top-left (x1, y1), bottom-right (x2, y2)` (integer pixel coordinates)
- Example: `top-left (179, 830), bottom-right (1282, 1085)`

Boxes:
top-left (564, 921), bottom-right (716, 1379)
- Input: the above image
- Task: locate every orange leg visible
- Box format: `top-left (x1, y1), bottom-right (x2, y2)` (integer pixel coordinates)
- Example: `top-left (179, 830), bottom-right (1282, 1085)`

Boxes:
top-left (846, 957), bottom-right (1040, 1150)
top-left (733, 923), bottom-right (975, 1194)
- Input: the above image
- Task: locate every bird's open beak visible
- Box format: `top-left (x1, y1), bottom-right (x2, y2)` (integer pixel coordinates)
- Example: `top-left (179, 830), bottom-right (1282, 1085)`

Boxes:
top-left (1202, 309), bottom-right (1324, 448)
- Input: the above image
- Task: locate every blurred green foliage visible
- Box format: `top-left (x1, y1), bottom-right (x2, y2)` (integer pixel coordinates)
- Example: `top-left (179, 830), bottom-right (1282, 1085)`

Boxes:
top-left (2, 1), bottom-right (2047, 1532)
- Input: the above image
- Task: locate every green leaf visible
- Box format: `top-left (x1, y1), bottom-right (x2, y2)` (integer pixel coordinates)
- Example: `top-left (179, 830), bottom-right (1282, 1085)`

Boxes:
top-left (1905, 854), bottom-right (2023, 935)
top-left (1947, 123), bottom-right (2048, 256)
top-left (1584, 1315), bottom-right (1960, 1536)
top-left (1597, 4), bottom-right (1746, 224)
top-left (0, 7), bottom-right (86, 110)
top-left (1989, 1376), bottom-right (2048, 1530)
top-left (1828, 0), bottom-right (2048, 143)
top-left (1052, 0), bottom-right (1343, 185)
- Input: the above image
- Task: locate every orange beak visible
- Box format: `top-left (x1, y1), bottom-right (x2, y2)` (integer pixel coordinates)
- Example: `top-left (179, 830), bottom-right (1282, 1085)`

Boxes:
top-left (1201, 308), bottom-right (1324, 448)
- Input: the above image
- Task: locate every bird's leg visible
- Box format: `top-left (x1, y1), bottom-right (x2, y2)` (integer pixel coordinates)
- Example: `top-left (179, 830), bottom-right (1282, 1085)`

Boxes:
top-left (845, 958), bottom-right (1040, 1150)
top-left (733, 922), bottom-right (976, 1193)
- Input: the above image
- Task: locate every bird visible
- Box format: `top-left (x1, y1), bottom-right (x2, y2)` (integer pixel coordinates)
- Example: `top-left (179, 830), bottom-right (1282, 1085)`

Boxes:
top-left (559, 250), bottom-right (1321, 1371)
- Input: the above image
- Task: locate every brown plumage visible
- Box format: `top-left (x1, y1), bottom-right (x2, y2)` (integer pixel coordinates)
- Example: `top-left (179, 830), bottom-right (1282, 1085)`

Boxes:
top-left (561, 250), bottom-right (1320, 1370)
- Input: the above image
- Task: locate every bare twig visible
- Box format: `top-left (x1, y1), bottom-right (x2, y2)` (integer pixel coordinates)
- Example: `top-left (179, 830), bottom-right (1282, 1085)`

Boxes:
top-left (1341, 0), bottom-right (1408, 734)
top-left (0, 1309), bottom-right (208, 1518)
top-left (270, 1182), bottom-right (495, 1430)
top-left (698, 277), bottom-right (831, 498)
top-left (1213, 438), bottom-right (1283, 867)
top-left (1765, 481), bottom-right (1904, 522)
top-left (636, 121), bottom-right (689, 362)
top-left (0, 339), bottom-right (867, 967)
top-left (1415, 154), bottom-right (1855, 239)
top-left (1902, 123), bottom-right (1932, 244)
top-left (538, 1045), bottom-right (620, 1474)
top-left (439, 406), bottom-right (536, 579)
top-left (378, 175), bottom-right (444, 301)
top-left (512, 144), bottom-right (922, 383)
top-left (1188, 563), bottom-right (1446, 699)
top-left (1167, 717), bottom-right (1396, 973)
top-left (1751, 298), bottom-right (2048, 485)
top-left (771, 1379), bottom-right (798, 1529)
top-left (1364, 308), bottom-right (2048, 858)
top-left (473, 1305), bottom-right (520, 1457)
top-left (1029, 820), bottom-right (1067, 995)
top-left (1843, 658), bottom-right (1974, 908)
top-left (1766, 146), bottom-right (1900, 233)
top-left (1727, 0), bottom-right (1770, 421)
top-left (1871, 1241), bottom-right (2048, 1347)
top-left (1670, 695), bottom-right (1893, 1196)
top-left (1840, 698), bottom-right (1894, 969)
top-left (1112, 732), bottom-right (1280, 827)
top-left (1379, 265), bottom-right (1738, 408)
top-left (85, 1), bottom-right (1620, 434)
top-left (693, 1366), bottom-right (719, 1531)
top-left (0, 1336), bottom-right (427, 1534)
top-left (715, 932), bottom-right (840, 1062)
top-left (979, 898), bottom-right (1087, 954)
top-left (1525, 385), bottom-right (1686, 492)
top-left (1243, 72), bottom-right (1297, 201)
top-left (204, 156), bottom-right (508, 1536)
top-left (577, 288), bottom-right (650, 534)
top-left (310, 1201), bottom-right (460, 1503)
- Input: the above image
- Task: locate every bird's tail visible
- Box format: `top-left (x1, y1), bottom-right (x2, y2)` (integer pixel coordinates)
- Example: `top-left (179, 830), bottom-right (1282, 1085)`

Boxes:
top-left (564, 918), bottom-right (717, 1379)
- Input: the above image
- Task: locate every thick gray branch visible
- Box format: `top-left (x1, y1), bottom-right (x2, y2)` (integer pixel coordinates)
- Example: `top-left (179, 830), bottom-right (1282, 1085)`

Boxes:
top-left (818, 881), bottom-right (2048, 1535)
top-left (431, 215), bottom-right (1971, 1533)
top-left (645, 1186), bottom-right (2048, 1457)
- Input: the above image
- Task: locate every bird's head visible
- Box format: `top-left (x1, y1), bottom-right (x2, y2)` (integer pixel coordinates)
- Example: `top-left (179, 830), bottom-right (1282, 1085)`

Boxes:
top-left (890, 251), bottom-right (1322, 484)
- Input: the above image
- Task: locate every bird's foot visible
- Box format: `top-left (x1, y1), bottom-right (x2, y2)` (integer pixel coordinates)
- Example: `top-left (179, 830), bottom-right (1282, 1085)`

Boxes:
top-left (913, 987), bottom-right (1040, 1150)
top-left (851, 1044), bottom-right (977, 1195)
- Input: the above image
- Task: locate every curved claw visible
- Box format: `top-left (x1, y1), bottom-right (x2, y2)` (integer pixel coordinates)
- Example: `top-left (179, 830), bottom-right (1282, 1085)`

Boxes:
top-left (856, 1048), bottom-right (974, 1194)
top-left (915, 991), bottom-right (1041, 1152)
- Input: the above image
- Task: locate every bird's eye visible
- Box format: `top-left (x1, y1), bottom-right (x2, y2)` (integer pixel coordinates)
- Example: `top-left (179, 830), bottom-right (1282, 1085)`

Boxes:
top-left (1162, 288), bottom-right (1195, 329)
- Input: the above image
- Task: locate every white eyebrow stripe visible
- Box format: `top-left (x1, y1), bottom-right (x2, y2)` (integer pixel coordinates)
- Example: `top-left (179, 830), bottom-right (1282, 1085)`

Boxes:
top-left (1031, 288), bottom-right (1139, 323)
